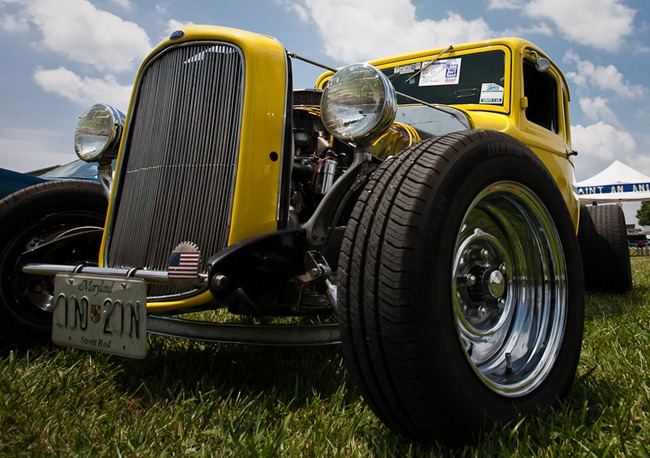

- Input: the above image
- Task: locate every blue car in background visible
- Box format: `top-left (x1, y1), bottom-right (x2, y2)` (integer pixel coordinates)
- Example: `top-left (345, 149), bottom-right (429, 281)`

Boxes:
top-left (0, 168), bottom-right (46, 200)
top-left (0, 160), bottom-right (99, 200)
top-left (0, 159), bottom-right (108, 351)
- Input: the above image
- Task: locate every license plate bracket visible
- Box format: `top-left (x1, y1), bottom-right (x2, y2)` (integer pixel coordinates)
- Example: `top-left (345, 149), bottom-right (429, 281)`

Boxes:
top-left (52, 273), bottom-right (147, 359)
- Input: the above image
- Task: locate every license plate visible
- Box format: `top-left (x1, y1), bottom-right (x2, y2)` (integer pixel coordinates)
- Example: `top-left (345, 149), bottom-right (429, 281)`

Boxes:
top-left (52, 274), bottom-right (147, 359)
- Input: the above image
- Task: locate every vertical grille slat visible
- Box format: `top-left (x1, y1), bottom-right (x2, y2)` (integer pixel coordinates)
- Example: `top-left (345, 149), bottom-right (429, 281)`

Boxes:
top-left (107, 43), bottom-right (245, 298)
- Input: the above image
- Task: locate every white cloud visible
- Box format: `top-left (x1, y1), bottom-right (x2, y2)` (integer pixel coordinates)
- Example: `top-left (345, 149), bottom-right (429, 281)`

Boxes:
top-left (501, 22), bottom-right (553, 38)
top-left (110, 0), bottom-right (134, 11)
top-left (166, 19), bottom-right (194, 35)
top-left (488, 0), bottom-right (524, 8)
top-left (633, 42), bottom-right (650, 54)
top-left (21, 0), bottom-right (151, 73)
top-left (288, 0), bottom-right (495, 63)
top-left (276, 0), bottom-right (309, 21)
top-left (0, 126), bottom-right (74, 172)
top-left (492, 0), bottom-right (636, 51)
top-left (571, 121), bottom-right (636, 162)
top-left (564, 51), bottom-right (646, 98)
top-left (34, 67), bottom-right (132, 111)
top-left (0, 12), bottom-right (29, 32)
top-left (579, 97), bottom-right (621, 127)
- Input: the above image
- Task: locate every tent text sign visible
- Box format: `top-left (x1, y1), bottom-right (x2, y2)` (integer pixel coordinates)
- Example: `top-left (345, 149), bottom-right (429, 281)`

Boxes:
top-left (578, 182), bottom-right (650, 196)
top-left (576, 160), bottom-right (650, 203)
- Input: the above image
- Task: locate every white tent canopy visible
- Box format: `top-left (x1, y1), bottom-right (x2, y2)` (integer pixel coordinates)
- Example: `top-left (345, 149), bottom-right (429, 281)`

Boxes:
top-left (577, 160), bottom-right (650, 203)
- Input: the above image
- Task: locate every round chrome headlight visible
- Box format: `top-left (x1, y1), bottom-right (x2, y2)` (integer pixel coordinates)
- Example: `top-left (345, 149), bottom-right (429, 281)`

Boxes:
top-left (320, 63), bottom-right (397, 143)
top-left (74, 104), bottom-right (125, 162)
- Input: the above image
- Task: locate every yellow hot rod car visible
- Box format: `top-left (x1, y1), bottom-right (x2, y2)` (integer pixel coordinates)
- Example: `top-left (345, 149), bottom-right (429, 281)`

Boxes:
top-left (0, 26), bottom-right (632, 443)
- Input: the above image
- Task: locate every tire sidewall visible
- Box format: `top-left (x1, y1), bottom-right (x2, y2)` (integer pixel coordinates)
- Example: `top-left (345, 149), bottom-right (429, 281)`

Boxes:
top-left (411, 133), bottom-right (584, 427)
top-left (0, 180), bottom-right (107, 333)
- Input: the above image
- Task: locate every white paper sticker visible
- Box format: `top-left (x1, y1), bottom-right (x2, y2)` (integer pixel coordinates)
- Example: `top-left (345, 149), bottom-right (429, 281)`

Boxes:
top-left (393, 62), bottom-right (421, 74)
top-left (418, 58), bottom-right (462, 86)
top-left (479, 83), bottom-right (504, 104)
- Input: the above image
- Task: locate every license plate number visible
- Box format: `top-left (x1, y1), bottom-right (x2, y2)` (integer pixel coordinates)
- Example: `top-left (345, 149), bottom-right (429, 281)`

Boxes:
top-left (52, 274), bottom-right (147, 359)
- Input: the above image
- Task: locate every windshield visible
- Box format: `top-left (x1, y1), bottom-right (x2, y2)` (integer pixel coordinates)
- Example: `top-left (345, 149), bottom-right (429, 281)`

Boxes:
top-left (382, 49), bottom-right (506, 106)
top-left (40, 160), bottom-right (99, 180)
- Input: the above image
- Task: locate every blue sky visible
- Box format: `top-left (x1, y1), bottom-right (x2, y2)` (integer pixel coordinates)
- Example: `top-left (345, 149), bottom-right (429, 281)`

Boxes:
top-left (0, 0), bottom-right (648, 221)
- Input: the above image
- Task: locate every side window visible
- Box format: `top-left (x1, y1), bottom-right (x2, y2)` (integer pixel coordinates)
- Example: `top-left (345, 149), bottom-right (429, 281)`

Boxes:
top-left (523, 60), bottom-right (558, 133)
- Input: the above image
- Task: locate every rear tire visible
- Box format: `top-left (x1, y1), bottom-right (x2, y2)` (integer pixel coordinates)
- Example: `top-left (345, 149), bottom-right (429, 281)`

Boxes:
top-left (577, 204), bottom-right (632, 293)
top-left (337, 130), bottom-right (584, 444)
top-left (0, 180), bottom-right (107, 349)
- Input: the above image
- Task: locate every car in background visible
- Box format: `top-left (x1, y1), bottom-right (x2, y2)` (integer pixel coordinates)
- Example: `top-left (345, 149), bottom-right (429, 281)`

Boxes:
top-left (0, 160), bottom-right (99, 200)
top-left (0, 168), bottom-right (46, 200)
top-left (0, 158), bottom-right (107, 353)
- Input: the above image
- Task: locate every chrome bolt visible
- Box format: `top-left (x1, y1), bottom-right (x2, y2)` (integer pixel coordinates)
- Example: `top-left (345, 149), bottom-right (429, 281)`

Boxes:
top-left (477, 306), bottom-right (488, 319)
top-left (499, 263), bottom-right (507, 275)
top-left (459, 274), bottom-right (477, 287)
top-left (498, 298), bottom-right (506, 310)
top-left (211, 274), bottom-right (228, 291)
top-left (505, 352), bottom-right (513, 375)
top-left (481, 249), bottom-right (490, 261)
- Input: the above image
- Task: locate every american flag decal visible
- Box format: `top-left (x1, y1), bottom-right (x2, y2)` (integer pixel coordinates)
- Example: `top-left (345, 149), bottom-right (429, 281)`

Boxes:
top-left (168, 243), bottom-right (201, 280)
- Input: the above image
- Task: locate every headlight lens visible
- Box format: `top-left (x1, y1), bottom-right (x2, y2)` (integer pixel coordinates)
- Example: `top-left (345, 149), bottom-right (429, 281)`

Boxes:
top-left (74, 104), bottom-right (125, 162)
top-left (320, 63), bottom-right (397, 143)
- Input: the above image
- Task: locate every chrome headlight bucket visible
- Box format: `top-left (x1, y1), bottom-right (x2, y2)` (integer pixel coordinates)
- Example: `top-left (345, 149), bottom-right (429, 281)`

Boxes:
top-left (320, 63), bottom-right (397, 144)
top-left (74, 104), bottom-right (125, 163)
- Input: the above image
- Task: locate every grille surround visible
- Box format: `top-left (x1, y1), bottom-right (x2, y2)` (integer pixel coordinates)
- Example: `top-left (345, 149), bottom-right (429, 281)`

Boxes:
top-left (105, 42), bottom-right (245, 299)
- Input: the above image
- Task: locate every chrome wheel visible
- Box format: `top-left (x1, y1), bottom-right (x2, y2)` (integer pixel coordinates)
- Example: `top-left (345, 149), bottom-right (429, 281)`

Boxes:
top-left (0, 180), bottom-right (106, 336)
top-left (337, 131), bottom-right (583, 443)
top-left (453, 181), bottom-right (567, 396)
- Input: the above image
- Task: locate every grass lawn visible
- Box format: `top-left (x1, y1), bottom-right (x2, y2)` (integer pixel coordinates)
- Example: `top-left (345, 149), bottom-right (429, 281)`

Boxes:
top-left (2, 257), bottom-right (650, 456)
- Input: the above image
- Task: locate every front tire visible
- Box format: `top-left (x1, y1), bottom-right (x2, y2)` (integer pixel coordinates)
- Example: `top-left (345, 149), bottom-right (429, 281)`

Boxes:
top-left (0, 180), bottom-right (107, 348)
top-left (337, 130), bottom-right (584, 443)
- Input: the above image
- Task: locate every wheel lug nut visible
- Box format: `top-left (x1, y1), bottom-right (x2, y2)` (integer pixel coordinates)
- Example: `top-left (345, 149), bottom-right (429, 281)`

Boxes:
top-left (459, 274), bottom-right (477, 287)
top-left (481, 249), bottom-right (490, 261)
top-left (499, 263), bottom-right (507, 275)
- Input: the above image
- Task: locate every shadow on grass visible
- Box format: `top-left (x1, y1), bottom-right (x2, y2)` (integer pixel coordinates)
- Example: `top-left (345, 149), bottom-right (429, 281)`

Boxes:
top-left (0, 324), bottom-right (620, 456)
top-left (584, 287), bottom-right (649, 321)
top-left (111, 338), bottom-right (442, 454)
top-left (115, 336), bottom-right (357, 407)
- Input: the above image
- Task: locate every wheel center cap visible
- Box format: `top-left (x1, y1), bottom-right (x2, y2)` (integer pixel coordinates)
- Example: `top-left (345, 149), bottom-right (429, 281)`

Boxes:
top-left (484, 269), bottom-right (506, 299)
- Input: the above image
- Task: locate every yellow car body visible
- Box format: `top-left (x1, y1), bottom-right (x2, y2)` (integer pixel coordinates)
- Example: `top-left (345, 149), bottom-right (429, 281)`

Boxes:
top-left (94, 28), bottom-right (580, 313)
top-left (101, 26), bottom-right (293, 312)
top-left (317, 37), bottom-right (579, 227)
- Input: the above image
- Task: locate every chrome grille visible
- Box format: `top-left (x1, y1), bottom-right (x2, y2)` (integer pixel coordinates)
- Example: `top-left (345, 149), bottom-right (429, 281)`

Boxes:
top-left (107, 42), bottom-right (244, 298)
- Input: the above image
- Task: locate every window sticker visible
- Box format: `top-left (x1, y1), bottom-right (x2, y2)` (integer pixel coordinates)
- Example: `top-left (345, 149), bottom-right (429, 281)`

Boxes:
top-left (418, 58), bottom-right (462, 86)
top-left (393, 62), bottom-right (421, 74)
top-left (479, 83), bottom-right (504, 104)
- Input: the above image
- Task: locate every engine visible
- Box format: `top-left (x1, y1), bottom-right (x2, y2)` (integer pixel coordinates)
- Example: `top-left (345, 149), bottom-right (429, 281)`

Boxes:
top-left (289, 90), bottom-right (355, 227)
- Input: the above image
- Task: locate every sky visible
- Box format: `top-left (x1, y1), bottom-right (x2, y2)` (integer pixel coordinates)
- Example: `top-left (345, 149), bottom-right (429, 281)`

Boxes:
top-left (0, 0), bottom-right (648, 222)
